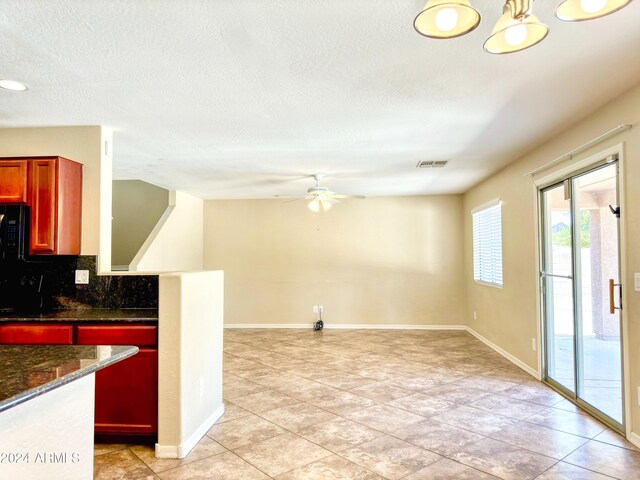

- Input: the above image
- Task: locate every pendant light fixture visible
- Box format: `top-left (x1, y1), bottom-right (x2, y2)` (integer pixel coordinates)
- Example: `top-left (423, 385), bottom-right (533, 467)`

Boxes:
top-left (414, 0), bottom-right (481, 39)
top-left (484, 0), bottom-right (549, 54)
top-left (414, 0), bottom-right (632, 53)
top-left (555, 0), bottom-right (632, 21)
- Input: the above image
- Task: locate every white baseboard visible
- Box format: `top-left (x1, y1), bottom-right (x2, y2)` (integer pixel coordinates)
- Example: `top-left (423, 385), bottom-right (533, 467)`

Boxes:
top-left (178, 404), bottom-right (225, 458)
top-left (224, 323), bottom-right (467, 330)
top-left (466, 327), bottom-right (540, 379)
top-left (154, 444), bottom-right (179, 459)
top-left (225, 324), bottom-right (313, 329)
top-left (628, 432), bottom-right (640, 449)
top-left (326, 324), bottom-right (467, 330)
top-left (155, 404), bottom-right (225, 459)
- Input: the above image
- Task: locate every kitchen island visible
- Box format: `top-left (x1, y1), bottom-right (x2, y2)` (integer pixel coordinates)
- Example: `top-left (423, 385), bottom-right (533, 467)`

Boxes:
top-left (0, 345), bottom-right (138, 480)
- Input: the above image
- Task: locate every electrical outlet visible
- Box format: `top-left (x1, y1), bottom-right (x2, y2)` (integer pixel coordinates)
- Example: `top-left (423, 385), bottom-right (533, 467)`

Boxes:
top-left (473, 311), bottom-right (477, 321)
top-left (319, 305), bottom-right (324, 313)
top-left (199, 377), bottom-right (204, 398)
top-left (635, 273), bottom-right (640, 292)
top-left (313, 306), bottom-right (319, 314)
top-left (531, 338), bottom-right (537, 351)
top-left (75, 270), bottom-right (89, 285)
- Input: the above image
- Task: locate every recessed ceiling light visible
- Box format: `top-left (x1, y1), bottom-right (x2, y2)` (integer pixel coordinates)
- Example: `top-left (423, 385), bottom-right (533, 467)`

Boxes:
top-left (0, 79), bottom-right (28, 91)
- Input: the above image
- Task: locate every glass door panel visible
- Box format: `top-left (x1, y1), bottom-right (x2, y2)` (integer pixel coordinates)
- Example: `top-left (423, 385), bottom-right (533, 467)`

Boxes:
top-left (541, 184), bottom-right (575, 393)
top-left (573, 164), bottom-right (623, 424)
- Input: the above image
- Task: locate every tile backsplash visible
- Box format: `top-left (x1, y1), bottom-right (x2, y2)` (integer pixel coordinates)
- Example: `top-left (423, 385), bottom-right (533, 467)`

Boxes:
top-left (0, 256), bottom-right (158, 311)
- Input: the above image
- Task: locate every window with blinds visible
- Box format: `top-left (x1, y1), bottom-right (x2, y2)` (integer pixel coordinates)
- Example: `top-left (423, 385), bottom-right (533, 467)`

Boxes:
top-left (472, 200), bottom-right (503, 287)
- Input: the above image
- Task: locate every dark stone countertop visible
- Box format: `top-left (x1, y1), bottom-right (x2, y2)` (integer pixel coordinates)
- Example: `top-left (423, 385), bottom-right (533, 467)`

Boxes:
top-left (0, 308), bottom-right (158, 323)
top-left (0, 345), bottom-right (138, 413)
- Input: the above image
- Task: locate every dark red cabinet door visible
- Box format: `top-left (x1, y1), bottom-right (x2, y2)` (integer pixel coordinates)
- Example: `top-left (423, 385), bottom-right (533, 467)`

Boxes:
top-left (28, 158), bottom-right (57, 254)
top-left (28, 157), bottom-right (82, 255)
top-left (0, 324), bottom-right (73, 344)
top-left (92, 348), bottom-right (158, 435)
top-left (0, 160), bottom-right (28, 203)
top-left (76, 325), bottom-right (158, 436)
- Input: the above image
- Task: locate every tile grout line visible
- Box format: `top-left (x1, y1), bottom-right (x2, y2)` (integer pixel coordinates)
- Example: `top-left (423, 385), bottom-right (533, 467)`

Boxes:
top-left (144, 448), bottom-right (230, 476)
top-left (214, 330), bottom-right (628, 480)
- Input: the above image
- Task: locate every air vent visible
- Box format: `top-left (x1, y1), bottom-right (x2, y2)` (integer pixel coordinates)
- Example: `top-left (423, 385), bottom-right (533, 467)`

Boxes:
top-left (416, 160), bottom-right (448, 168)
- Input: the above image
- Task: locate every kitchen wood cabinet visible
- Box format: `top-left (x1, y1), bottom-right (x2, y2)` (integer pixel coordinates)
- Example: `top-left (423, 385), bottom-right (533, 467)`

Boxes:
top-left (0, 156), bottom-right (82, 255)
top-left (76, 324), bottom-right (158, 436)
top-left (28, 157), bottom-right (82, 255)
top-left (92, 348), bottom-right (158, 435)
top-left (0, 324), bottom-right (73, 344)
top-left (76, 325), bottom-right (157, 347)
top-left (0, 160), bottom-right (28, 203)
top-left (0, 322), bottom-right (158, 438)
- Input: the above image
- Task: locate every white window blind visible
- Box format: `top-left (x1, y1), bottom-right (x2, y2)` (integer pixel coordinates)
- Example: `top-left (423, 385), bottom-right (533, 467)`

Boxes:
top-left (472, 200), bottom-right (503, 287)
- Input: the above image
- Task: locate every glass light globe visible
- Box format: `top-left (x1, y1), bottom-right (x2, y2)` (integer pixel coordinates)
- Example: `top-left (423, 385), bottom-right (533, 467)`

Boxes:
top-left (580, 0), bottom-right (607, 13)
top-left (505, 23), bottom-right (528, 46)
top-left (435, 8), bottom-right (459, 32)
top-left (308, 199), bottom-right (320, 212)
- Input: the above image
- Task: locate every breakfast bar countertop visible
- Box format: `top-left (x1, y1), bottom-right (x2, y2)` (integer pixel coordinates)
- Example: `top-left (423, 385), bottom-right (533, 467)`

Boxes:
top-left (0, 344), bottom-right (138, 413)
top-left (0, 308), bottom-right (158, 323)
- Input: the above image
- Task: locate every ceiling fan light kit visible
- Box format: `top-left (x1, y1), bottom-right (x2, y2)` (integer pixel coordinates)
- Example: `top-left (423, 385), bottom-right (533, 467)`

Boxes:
top-left (275, 174), bottom-right (365, 212)
top-left (308, 198), bottom-right (334, 212)
top-left (415, 0), bottom-right (633, 53)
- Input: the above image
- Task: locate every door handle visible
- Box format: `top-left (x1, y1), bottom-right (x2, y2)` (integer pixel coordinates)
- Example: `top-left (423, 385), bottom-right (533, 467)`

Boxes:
top-left (609, 279), bottom-right (622, 314)
top-left (609, 205), bottom-right (621, 218)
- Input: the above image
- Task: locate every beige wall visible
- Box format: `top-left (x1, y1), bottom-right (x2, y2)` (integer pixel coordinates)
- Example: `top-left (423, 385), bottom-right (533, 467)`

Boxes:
top-left (203, 195), bottom-right (466, 327)
top-left (157, 271), bottom-right (224, 458)
top-left (0, 126), bottom-right (112, 269)
top-left (463, 84), bottom-right (640, 436)
top-left (112, 180), bottom-right (169, 268)
top-left (131, 191), bottom-right (204, 273)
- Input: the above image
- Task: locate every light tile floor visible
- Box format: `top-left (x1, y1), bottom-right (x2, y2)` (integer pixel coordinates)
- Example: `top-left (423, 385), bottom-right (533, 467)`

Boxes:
top-left (94, 329), bottom-right (640, 480)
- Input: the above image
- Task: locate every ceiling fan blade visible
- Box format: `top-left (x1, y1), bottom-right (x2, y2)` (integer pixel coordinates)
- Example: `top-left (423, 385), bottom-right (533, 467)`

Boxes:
top-left (283, 196), bottom-right (313, 203)
top-left (324, 197), bottom-right (339, 204)
top-left (331, 194), bottom-right (366, 199)
top-left (275, 195), bottom-right (307, 198)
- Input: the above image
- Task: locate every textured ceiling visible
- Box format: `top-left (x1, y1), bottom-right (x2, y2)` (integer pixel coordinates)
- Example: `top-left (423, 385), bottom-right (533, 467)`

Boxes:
top-left (1, 0), bottom-right (639, 198)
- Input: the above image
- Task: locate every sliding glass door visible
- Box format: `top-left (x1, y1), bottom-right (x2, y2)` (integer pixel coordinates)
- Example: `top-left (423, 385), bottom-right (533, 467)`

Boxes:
top-left (541, 183), bottom-right (576, 393)
top-left (540, 160), bottom-right (624, 430)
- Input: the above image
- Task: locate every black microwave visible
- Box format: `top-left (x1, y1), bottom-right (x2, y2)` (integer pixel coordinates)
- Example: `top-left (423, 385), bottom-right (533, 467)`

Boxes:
top-left (0, 205), bottom-right (28, 262)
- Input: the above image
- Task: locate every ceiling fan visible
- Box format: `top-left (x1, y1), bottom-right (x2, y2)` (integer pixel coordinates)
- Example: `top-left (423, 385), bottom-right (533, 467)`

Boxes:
top-left (275, 174), bottom-right (366, 212)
